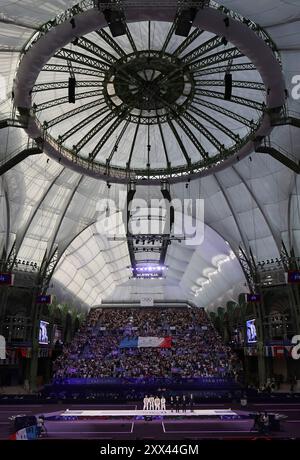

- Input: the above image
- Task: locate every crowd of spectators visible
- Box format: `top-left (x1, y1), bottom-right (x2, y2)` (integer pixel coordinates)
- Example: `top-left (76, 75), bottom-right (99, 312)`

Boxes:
top-left (53, 307), bottom-right (242, 381)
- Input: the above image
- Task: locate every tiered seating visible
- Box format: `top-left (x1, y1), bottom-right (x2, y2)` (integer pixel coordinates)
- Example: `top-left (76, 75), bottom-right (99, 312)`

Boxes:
top-left (53, 307), bottom-right (242, 382)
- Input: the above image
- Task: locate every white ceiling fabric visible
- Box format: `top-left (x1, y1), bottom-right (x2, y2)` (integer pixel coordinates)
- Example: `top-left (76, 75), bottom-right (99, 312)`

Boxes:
top-left (1, 0), bottom-right (300, 310)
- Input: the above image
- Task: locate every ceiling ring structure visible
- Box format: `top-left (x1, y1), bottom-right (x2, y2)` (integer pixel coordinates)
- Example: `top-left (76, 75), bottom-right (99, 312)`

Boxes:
top-left (13, 1), bottom-right (286, 184)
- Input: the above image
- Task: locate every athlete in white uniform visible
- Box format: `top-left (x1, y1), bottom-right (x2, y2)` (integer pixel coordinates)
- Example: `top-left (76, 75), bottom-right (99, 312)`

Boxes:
top-left (143, 395), bottom-right (149, 411)
top-left (160, 396), bottom-right (166, 412)
top-left (149, 396), bottom-right (155, 411)
top-left (154, 396), bottom-right (161, 411)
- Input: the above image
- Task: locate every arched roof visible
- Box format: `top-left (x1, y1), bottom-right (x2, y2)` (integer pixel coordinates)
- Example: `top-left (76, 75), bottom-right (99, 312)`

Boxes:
top-left (1, 0), bottom-right (300, 310)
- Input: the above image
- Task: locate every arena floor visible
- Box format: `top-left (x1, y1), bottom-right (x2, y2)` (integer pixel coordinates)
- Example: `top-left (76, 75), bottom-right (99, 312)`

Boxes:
top-left (1, 401), bottom-right (300, 440)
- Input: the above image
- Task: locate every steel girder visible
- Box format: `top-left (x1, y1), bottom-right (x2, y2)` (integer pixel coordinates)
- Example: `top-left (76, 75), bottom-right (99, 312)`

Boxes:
top-left (60, 105), bottom-right (110, 143)
top-left (35, 89), bottom-right (103, 112)
top-left (106, 120), bottom-right (130, 164)
top-left (47, 98), bottom-right (105, 128)
top-left (182, 35), bottom-right (229, 64)
top-left (195, 89), bottom-right (264, 111)
top-left (188, 105), bottom-right (240, 141)
top-left (188, 47), bottom-right (244, 72)
top-left (90, 110), bottom-right (129, 159)
top-left (54, 48), bottom-right (110, 71)
top-left (194, 63), bottom-right (256, 76)
top-left (95, 28), bottom-right (126, 57)
top-left (195, 79), bottom-right (265, 91)
top-left (75, 108), bottom-right (126, 152)
top-left (173, 28), bottom-right (204, 57)
top-left (32, 80), bottom-right (102, 92)
top-left (73, 36), bottom-right (118, 64)
top-left (182, 110), bottom-right (223, 151)
top-left (167, 119), bottom-right (191, 165)
top-left (173, 115), bottom-right (208, 158)
top-left (127, 122), bottom-right (140, 169)
top-left (42, 64), bottom-right (104, 77)
top-left (193, 98), bottom-right (254, 127)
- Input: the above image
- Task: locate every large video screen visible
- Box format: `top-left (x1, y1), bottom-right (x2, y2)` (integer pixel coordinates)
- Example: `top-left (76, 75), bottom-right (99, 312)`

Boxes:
top-left (246, 319), bottom-right (257, 344)
top-left (39, 320), bottom-right (50, 345)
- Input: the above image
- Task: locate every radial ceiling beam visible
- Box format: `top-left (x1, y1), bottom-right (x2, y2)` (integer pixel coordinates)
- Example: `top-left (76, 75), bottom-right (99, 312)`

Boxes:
top-left (255, 146), bottom-right (300, 173)
top-left (172, 27), bottom-right (204, 57)
top-left (106, 119), bottom-right (130, 165)
top-left (32, 80), bottom-right (102, 92)
top-left (182, 110), bottom-right (223, 151)
top-left (59, 105), bottom-right (110, 143)
top-left (47, 98), bottom-right (105, 128)
top-left (173, 115), bottom-right (208, 158)
top-left (0, 46), bottom-right (22, 53)
top-left (167, 119), bottom-right (191, 166)
top-left (125, 23), bottom-right (138, 54)
top-left (160, 16), bottom-right (179, 55)
top-left (126, 121), bottom-right (140, 170)
top-left (189, 105), bottom-right (239, 141)
top-left (194, 63), bottom-right (255, 76)
top-left (75, 109), bottom-right (124, 152)
top-left (181, 35), bottom-right (228, 64)
top-left (157, 117), bottom-right (171, 168)
top-left (91, 109), bottom-right (130, 160)
top-left (42, 64), bottom-right (104, 78)
top-left (54, 48), bottom-right (110, 71)
top-left (193, 97), bottom-right (254, 127)
top-left (34, 89), bottom-right (103, 112)
top-left (72, 36), bottom-right (118, 64)
top-left (195, 89), bottom-right (264, 111)
top-left (195, 79), bottom-right (265, 91)
top-left (0, 147), bottom-right (42, 177)
top-left (188, 47), bottom-right (243, 72)
top-left (95, 28), bottom-right (126, 57)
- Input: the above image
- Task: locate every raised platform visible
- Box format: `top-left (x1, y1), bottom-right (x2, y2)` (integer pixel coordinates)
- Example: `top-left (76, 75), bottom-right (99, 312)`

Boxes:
top-left (61, 408), bottom-right (238, 418)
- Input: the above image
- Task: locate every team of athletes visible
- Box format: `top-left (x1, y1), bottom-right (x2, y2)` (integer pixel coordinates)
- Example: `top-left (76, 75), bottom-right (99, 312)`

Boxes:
top-left (143, 394), bottom-right (193, 412)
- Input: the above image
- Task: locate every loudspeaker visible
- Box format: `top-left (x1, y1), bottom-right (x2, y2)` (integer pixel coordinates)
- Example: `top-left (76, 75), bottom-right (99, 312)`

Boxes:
top-left (68, 77), bottom-right (76, 103)
top-left (103, 9), bottom-right (126, 37)
top-left (224, 73), bottom-right (232, 100)
top-left (175, 8), bottom-right (198, 37)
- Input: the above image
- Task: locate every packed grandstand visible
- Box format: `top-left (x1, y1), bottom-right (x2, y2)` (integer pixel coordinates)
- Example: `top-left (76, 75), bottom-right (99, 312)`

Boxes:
top-left (53, 307), bottom-right (242, 381)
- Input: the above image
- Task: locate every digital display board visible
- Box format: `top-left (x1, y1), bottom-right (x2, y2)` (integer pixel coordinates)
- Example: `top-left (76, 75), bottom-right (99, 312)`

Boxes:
top-left (246, 319), bottom-right (257, 344)
top-left (39, 321), bottom-right (50, 345)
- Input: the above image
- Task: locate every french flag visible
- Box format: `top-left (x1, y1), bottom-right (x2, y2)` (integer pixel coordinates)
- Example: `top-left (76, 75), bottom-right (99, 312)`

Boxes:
top-left (119, 336), bottom-right (172, 348)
